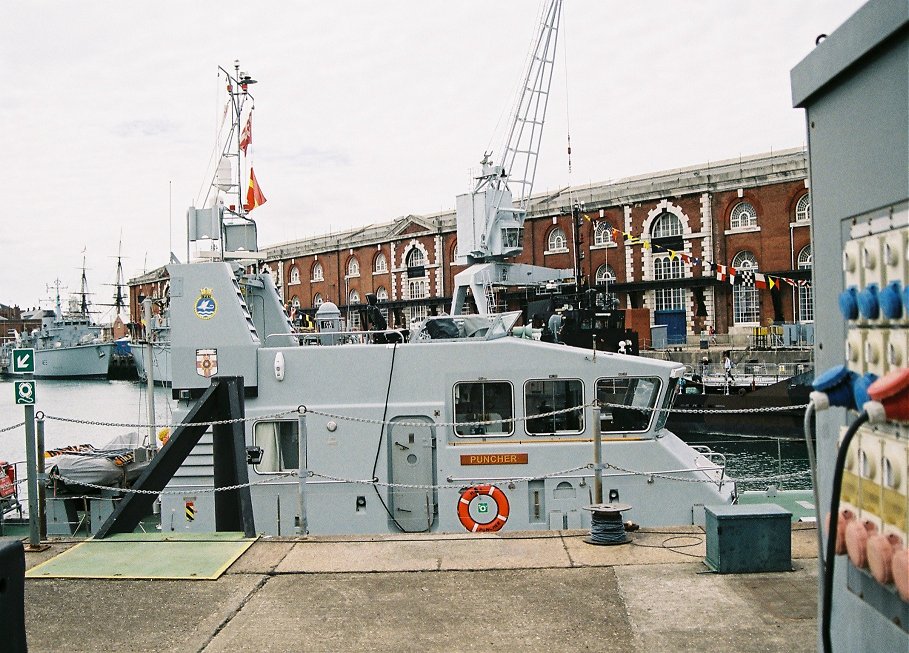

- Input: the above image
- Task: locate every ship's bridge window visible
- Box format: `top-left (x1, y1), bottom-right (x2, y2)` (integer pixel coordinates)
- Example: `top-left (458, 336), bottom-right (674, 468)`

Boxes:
top-left (524, 379), bottom-right (584, 435)
top-left (453, 381), bottom-right (514, 437)
top-left (253, 420), bottom-right (299, 473)
top-left (596, 377), bottom-right (661, 433)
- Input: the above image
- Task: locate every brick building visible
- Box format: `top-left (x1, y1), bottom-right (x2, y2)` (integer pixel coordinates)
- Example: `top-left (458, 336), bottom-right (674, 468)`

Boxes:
top-left (130, 148), bottom-right (812, 344)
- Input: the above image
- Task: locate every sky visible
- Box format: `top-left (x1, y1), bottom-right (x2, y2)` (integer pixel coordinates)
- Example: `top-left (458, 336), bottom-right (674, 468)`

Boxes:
top-left (1, 0), bottom-right (866, 317)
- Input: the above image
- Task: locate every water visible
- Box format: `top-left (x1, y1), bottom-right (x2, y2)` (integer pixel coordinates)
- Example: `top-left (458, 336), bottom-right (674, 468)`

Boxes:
top-left (0, 378), bottom-right (173, 508)
top-left (682, 432), bottom-right (812, 492)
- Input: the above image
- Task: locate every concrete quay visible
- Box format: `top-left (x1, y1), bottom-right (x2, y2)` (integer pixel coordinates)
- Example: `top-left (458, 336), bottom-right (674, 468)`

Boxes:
top-left (22, 525), bottom-right (820, 653)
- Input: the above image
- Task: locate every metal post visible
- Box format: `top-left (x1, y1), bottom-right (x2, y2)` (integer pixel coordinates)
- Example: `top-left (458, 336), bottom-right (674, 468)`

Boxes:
top-left (36, 414), bottom-right (46, 540)
top-left (142, 297), bottom-right (156, 448)
top-left (23, 404), bottom-right (39, 547)
top-left (592, 405), bottom-right (603, 504)
top-left (297, 411), bottom-right (308, 535)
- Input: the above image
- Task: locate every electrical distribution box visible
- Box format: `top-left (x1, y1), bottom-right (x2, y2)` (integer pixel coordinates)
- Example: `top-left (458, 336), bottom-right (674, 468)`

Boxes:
top-left (704, 503), bottom-right (792, 573)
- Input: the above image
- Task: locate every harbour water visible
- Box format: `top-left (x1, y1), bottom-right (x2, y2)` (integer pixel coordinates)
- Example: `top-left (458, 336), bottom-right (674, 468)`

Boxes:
top-left (0, 378), bottom-right (811, 507)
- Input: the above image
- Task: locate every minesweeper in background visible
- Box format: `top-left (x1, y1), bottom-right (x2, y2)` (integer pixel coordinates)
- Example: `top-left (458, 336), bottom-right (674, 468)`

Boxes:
top-left (3, 268), bottom-right (114, 379)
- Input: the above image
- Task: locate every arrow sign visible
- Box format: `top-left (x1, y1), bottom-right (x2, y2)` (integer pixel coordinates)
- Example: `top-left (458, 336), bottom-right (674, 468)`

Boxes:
top-left (12, 348), bottom-right (35, 373)
top-left (15, 380), bottom-right (36, 405)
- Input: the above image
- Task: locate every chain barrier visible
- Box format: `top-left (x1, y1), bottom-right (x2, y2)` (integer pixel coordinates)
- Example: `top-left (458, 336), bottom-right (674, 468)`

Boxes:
top-left (38, 408), bottom-right (300, 430)
top-left (2, 399), bottom-right (809, 436)
top-left (46, 471), bottom-right (297, 495)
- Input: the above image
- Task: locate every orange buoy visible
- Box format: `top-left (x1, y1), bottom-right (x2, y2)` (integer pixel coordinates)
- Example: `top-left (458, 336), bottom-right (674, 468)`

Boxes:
top-left (457, 484), bottom-right (510, 533)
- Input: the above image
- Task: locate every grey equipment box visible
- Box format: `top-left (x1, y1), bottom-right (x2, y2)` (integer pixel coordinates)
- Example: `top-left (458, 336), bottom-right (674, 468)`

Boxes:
top-left (704, 503), bottom-right (792, 573)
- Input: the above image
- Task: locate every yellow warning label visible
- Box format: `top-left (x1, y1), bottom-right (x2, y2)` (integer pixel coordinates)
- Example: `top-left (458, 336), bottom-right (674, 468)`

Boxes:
top-left (185, 501), bottom-right (196, 522)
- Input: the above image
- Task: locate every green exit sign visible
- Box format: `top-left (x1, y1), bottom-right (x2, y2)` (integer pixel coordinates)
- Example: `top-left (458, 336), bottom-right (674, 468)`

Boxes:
top-left (12, 348), bottom-right (35, 374)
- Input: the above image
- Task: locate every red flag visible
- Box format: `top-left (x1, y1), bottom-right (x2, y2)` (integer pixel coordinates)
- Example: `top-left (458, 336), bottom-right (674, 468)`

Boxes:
top-left (755, 272), bottom-right (768, 289)
top-left (244, 167), bottom-right (267, 212)
top-left (239, 113), bottom-right (252, 154)
top-left (716, 264), bottom-right (728, 282)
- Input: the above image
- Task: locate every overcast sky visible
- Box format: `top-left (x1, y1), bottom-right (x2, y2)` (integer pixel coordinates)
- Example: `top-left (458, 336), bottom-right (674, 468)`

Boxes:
top-left (2, 1), bottom-right (865, 315)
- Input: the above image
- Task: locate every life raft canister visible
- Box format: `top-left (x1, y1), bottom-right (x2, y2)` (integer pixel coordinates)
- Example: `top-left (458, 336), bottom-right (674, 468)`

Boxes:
top-left (457, 484), bottom-right (510, 533)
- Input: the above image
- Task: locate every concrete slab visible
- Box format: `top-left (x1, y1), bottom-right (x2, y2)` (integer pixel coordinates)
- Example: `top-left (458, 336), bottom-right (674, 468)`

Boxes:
top-left (25, 574), bottom-right (264, 653)
top-left (205, 568), bottom-right (633, 653)
top-left (226, 540), bottom-right (295, 574)
top-left (616, 561), bottom-right (819, 653)
top-left (275, 534), bottom-right (571, 573)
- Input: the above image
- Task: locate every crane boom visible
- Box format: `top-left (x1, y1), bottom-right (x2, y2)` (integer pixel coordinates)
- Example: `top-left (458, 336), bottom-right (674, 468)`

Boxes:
top-left (455, 0), bottom-right (562, 266)
top-left (451, 1), bottom-right (571, 315)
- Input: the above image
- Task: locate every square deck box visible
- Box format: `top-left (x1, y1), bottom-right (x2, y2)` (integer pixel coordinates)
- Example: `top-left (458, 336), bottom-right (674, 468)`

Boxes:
top-left (704, 503), bottom-right (792, 573)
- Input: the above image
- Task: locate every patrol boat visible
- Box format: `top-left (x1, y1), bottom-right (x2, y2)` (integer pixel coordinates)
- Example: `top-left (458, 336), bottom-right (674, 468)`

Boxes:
top-left (160, 260), bottom-right (735, 535)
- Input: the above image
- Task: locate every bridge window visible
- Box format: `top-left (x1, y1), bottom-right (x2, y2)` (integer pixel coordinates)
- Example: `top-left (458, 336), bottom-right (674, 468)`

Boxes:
top-left (524, 379), bottom-right (584, 435)
top-left (254, 421), bottom-right (299, 473)
top-left (453, 381), bottom-right (514, 437)
top-left (596, 377), bottom-right (661, 433)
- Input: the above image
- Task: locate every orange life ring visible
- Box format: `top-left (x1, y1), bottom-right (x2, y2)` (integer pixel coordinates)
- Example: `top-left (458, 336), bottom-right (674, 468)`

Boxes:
top-left (457, 484), bottom-right (510, 532)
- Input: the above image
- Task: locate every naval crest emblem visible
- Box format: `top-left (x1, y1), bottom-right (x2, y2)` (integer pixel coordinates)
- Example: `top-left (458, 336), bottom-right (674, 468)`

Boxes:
top-left (194, 288), bottom-right (217, 320)
top-left (196, 348), bottom-right (218, 378)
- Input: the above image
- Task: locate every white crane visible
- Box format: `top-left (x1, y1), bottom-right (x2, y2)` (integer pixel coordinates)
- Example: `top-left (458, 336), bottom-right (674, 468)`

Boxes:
top-left (451, 0), bottom-right (573, 314)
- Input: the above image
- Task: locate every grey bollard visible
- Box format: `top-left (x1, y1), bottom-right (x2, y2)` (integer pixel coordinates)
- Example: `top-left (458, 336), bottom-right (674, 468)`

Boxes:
top-left (0, 537), bottom-right (28, 652)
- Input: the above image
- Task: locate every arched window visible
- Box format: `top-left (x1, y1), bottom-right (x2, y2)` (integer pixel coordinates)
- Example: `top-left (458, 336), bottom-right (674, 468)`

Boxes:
top-left (595, 264), bottom-right (616, 285)
top-left (375, 286), bottom-right (389, 321)
top-left (349, 289), bottom-right (360, 304)
top-left (650, 212), bottom-right (682, 238)
top-left (373, 252), bottom-right (388, 273)
top-left (798, 245), bottom-right (813, 322)
top-left (313, 293), bottom-right (323, 306)
top-left (547, 227), bottom-right (567, 252)
top-left (347, 257), bottom-right (360, 277)
top-left (289, 266), bottom-right (300, 285)
top-left (795, 193), bottom-right (811, 222)
top-left (730, 202), bottom-right (758, 229)
top-left (311, 262), bottom-right (324, 282)
top-left (593, 222), bottom-right (613, 246)
top-left (290, 296), bottom-right (301, 309)
top-left (732, 251), bottom-right (760, 324)
top-left (406, 247), bottom-right (426, 269)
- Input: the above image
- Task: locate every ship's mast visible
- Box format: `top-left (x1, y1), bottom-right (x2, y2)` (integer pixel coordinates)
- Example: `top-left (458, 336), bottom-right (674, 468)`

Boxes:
top-left (78, 255), bottom-right (90, 315)
top-left (188, 61), bottom-right (260, 262)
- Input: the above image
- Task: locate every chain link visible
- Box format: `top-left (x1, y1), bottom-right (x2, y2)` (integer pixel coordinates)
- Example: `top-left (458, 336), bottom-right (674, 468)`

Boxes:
top-left (306, 403), bottom-right (592, 429)
top-left (46, 471), bottom-right (296, 495)
top-left (1, 421), bottom-right (25, 433)
top-left (39, 409), bottom-right (300, 430)
top-left (308, 463), bottom-right (593, 489)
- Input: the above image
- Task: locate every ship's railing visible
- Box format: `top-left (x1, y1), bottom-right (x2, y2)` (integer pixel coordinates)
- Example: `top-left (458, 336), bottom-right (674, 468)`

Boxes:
top-left (263, 329), bottom-right (407, 346)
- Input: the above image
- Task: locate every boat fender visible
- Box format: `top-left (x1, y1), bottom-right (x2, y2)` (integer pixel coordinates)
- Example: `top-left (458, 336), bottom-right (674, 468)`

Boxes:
top-left (892, 545), bottom-right (909, 601)
top-left (457, 484), bottom-right (509, 533)
top-left (866, 532), bottom-right (902, 584)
